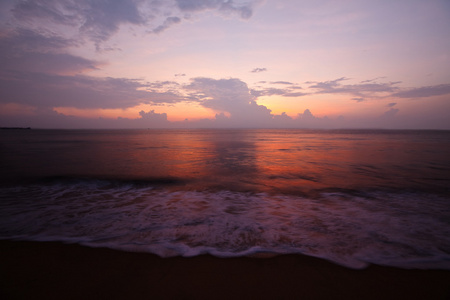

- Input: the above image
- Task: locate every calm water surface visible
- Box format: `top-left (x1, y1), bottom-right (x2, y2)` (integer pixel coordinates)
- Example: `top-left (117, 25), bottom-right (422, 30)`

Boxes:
top-left (1, 129), bottom-right (449, 269)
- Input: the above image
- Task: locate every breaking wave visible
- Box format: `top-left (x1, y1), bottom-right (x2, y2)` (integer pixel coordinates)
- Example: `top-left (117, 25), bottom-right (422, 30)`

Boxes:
top-left (1, 179), bottom-right (449, 270)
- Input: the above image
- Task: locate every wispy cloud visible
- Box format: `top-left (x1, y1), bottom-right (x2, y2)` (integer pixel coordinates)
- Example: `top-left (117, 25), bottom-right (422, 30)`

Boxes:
top-left (12, 0), bottom-right (145, 47)
top-left (175, 0), bottom-right (254, 19)
top-left (251, 87), bottom-right (307, 98)
top-left (360, 77), bottom-right (387, 83)
top-left (251, 88), bottom-right (287, 97)
top-left (392, 84), bottom-right (450, 98)
top-left (251, 68), bottom-right (267, 73)
top-left (270, 81), bottom-right (294, 85)
top-left (151, 16), bottom-right (182, 34)
top-left (249, 79), bottom-right (306, 98)
top-left (382, 107), bottom-right (399, 118)
top-left (309, 77), bottom-right (400, 98)
top-left (0, 29), bottom-right (99, 75)
top-left (0, 72), bottom-right (184, 109)
top-left (11, 0), bottom-right (259, 49)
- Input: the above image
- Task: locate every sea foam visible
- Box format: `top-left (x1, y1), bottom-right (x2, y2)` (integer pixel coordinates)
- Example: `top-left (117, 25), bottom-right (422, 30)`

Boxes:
top-left (1, 181), bottom-right (449, 270)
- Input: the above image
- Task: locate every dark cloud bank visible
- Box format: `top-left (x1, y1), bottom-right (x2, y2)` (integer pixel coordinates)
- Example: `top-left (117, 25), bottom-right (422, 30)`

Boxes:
top-left (2, 76), bottom-right (450, 129)
top-left (10, 0), bottom-right (255, 43)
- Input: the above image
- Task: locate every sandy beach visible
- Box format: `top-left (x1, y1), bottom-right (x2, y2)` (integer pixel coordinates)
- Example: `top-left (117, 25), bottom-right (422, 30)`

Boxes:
top-left (1, 240), bottom-right (449, 300)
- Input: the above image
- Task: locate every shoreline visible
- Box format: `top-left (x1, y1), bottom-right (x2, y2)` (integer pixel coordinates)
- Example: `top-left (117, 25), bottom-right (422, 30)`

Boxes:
top-left (1, 240), bottom-right (449, 299)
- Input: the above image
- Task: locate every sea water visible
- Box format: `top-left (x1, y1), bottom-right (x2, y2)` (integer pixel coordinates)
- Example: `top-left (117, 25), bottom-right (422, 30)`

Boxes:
top-left (1, 129), bottom-right (449, 269)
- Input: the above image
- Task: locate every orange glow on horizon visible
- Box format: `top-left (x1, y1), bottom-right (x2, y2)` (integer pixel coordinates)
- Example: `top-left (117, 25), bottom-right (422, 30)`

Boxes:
top-left (0, 103), bottom-right (37, 116)
top-left (49, 94), bottom-right (415, 124)
top-left (258, 94), bottom-right (397, 119)
top-left (257, 95), bottom-right (348, 118)
top-left (159, 102), bottom-right (214, 121)
top-left (54, 102), bottom-right (215, 122)
top-left (54, 106), bottom-right (137, 119)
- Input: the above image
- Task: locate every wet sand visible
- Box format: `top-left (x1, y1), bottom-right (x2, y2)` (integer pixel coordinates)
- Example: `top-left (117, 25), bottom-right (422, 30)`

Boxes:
top-left (1, 240), bottom-right (449, 299)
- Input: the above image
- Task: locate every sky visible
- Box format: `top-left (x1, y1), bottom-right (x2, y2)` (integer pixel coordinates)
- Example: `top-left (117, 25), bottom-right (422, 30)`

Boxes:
top-left (0, 0), bottom-right (449, 129)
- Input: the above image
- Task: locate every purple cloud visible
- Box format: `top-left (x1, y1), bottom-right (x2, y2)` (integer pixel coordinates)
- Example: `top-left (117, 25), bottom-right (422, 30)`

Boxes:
top-left (392, 84), bottom-right (450, 98)
top-left (11, 0), bottom-right (259, 48)
top-left (0, 29), bottom-right (97, 74)
top-left (185, 77), bottom-right (279, 127)
top-left (138, 110), bottom-right (168, 122)
top-left (360, 77), bottom-right (387, 83)
top-left (270, 81), bottom-right (294, 85)
top-left (175, 0), bottom-right (254, 19)
top-left (186, 77), bottom-right (256, 113)
top-left (309, 77), bottom-right (400, 97)
top-left (250, 81), bottom-right (307, 98)
top-left (152, 16), bottom-right (182, 34)
top-left (251, 68), bottom-right (267, 73)
top-left (283, 92), bottom-right (308, 97)
top-left (382, 108), bottom-right (399, 118)
top-left (0, 72), bottom-right (184, 109)
top-left (12, 0), bottom-right (145, 46)
top-left (251, 88), bottom-right (288, 97)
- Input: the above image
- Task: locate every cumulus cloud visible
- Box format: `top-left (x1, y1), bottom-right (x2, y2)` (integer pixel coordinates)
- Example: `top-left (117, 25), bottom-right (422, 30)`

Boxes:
top-left (298, 109), bottom-right (315, 121)
top-left (184, 77), bottom-right (278, 126)
top-left (182, 77), bottom-right (331, 128)
top-left (3, 0), bottom-right (261, 107)
top-left (0, 108), bottom-right (173, 129)
top-left (138, 110), bottom-right (168, 122)
top-left (186, 77), bottom-right (255, 113)
top-left (392, 84), bottom-right (450, 98)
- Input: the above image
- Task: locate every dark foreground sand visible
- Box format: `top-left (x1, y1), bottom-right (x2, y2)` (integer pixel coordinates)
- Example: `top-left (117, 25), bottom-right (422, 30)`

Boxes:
top-left (1, 240), bottom-right (449, 300)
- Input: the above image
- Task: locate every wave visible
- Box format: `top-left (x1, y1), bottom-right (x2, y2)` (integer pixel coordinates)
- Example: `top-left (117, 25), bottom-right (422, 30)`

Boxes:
top-left (1, 180), bottom-right (450, 270)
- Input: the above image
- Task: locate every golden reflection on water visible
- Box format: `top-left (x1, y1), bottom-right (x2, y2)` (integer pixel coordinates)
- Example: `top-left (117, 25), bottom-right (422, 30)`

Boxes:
top-left (91, 129), bottom-right (440, 195)
top-left (3, 129), bottom-right (448, 194)
top-left (73, 129), bottom-right (445, 194)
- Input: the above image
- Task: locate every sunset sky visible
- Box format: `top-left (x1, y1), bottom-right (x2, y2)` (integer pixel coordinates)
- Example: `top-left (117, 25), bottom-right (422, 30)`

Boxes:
top-left (1, 0), bottom-right (449, 129)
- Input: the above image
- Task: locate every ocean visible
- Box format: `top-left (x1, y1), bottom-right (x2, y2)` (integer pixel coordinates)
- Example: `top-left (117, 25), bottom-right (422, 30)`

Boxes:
top-left (1, 129), bottom-right (449, 269)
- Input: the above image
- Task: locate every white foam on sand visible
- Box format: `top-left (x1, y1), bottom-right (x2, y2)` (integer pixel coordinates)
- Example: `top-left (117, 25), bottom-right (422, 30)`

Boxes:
top-left (1, 182), bottom-right (450, 270)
